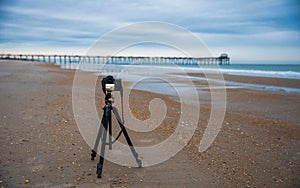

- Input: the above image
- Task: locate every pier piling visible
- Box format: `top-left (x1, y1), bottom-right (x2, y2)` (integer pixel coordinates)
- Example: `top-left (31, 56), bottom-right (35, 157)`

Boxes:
top-left (0, 53), bottom-right (230, 65)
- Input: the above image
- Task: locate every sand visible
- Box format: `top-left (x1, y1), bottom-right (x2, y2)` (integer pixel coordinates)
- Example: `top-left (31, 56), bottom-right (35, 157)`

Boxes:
top-left (0, 60), bottom-right (299, 187)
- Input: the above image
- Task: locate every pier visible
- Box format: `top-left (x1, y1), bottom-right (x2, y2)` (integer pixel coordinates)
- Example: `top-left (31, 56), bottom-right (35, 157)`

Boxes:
top-left (0, 53), bottom-right (230, 65)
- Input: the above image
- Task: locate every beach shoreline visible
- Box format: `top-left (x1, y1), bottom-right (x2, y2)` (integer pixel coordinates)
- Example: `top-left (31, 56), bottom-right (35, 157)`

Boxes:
top-left (0, 60), bottom-right (299, 187)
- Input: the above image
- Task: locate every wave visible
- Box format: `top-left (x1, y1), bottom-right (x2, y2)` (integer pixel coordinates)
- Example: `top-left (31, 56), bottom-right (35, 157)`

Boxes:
top-left (183, 75), bottom-right (300, 94)
top-left (219, 69), bottom-right (300, 80)
top-left (181, 67), bottom-right (300, 80)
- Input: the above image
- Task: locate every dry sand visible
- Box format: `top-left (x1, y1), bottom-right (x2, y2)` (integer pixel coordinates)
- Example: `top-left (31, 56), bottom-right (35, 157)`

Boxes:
top-left (0, 60), bottom-right (299, 187)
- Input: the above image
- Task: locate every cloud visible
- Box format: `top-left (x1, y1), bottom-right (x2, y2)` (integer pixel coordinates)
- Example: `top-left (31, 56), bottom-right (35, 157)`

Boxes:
top-left (200, 30), bottom-right (300, 47)
top-left (0, 0), bottom-right (299, 62)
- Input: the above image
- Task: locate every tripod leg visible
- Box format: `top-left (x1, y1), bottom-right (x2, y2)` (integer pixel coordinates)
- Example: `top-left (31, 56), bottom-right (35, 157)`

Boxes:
top-left (96, 106), bottom-right (110, 178)
top-left (112, 107), bottom-right (142, 167)
top-left (91, 110), bottom-right (106, 160)
top-left (108, 108), bottom-right (112, 150)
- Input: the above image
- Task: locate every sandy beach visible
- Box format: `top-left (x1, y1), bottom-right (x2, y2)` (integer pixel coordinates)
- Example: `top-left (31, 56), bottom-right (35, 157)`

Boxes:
top-left (0, 60), bottom-right (299, 187)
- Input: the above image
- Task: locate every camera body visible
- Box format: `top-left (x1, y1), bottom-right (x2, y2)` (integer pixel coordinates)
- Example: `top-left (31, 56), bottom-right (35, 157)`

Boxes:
top-left (105, 84), bottom-right (115, 92)
top-left (101, 75), bottom-right (123, 94)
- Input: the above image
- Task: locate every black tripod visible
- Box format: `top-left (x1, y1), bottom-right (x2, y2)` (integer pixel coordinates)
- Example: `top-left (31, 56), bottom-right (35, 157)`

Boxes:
top-left (91, 77), bottom-right (142, 178)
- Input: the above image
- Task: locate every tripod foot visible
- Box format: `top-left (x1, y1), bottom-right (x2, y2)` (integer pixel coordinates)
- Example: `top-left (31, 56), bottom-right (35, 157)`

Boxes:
top-left (91, 150), bottom-right (97, 160)
top-left (96, 163), bottom-right (103, 178)
top-left (137, 159), bottom-right (142, 168)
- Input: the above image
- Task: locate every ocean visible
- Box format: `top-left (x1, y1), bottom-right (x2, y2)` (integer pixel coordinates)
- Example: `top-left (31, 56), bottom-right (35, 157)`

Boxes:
top-left (59, 62), bottom-right (300, 94)
top-left (178, 64), bottom-right (300, 80)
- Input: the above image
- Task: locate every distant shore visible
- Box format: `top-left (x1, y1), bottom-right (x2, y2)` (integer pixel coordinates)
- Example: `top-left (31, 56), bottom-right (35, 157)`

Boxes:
top-left (0, 60), bottom-right (299, 187)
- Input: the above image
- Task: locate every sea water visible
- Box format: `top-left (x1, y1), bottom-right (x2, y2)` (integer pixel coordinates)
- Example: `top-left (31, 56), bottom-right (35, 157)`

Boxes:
top-left (59, 62), bottom-right (300, 94)
top-left (180, 64), bottom-right (300, 79)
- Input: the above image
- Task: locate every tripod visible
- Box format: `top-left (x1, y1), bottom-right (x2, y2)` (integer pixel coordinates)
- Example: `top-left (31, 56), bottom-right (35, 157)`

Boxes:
top-left (91, 91), bottom-right (142, 178)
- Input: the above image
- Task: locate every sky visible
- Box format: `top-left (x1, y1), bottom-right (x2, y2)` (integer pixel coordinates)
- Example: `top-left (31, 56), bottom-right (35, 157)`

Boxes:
top-left (0, 0), bottom-right (299, 63)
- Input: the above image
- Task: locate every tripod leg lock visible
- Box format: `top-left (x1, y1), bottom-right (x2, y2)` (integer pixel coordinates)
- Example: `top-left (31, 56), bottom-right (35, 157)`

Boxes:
top-left (91, 150), bottom-right (97, 160)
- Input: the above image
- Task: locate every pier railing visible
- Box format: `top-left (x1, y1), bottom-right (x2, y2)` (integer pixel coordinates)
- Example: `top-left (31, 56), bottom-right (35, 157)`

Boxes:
top-left (0, 54), bottom-right (230, 65)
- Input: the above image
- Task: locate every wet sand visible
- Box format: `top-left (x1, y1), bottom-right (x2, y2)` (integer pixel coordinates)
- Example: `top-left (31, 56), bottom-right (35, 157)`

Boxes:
top-left (0, 60), bottom-right (299, 187)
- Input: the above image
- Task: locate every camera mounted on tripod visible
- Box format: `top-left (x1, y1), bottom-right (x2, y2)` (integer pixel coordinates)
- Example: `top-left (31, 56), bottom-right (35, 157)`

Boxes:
top-left (92, 75), bottom-right (141, 178)
top-left (101, 75), bottom-right (123, 103)
top-left (101, 75), bottom-right (123, 94)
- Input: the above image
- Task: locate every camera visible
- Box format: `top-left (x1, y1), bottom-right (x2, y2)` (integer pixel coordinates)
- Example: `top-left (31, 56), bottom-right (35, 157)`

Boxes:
top-left (101, 75), bottom-right (123, 94)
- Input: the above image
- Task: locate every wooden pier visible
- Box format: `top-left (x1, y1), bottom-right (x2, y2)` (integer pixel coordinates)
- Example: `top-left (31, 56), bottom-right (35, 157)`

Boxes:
top-left (0, 53), bottom-right (230, 65)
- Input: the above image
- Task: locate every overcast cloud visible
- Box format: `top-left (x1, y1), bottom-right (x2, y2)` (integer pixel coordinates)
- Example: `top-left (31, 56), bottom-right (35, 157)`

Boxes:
top-left (0, 0), bottom-right (299, 62)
